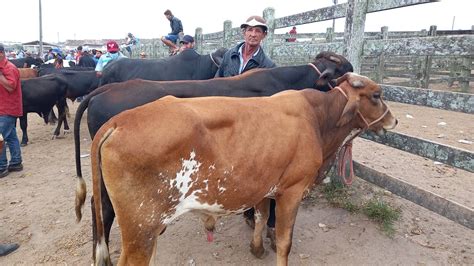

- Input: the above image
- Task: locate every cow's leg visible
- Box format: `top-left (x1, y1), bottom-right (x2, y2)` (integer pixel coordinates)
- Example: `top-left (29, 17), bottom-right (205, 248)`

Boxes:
top-left (19, 115), bottom-right (28, 146)
top-left (48, 109), bottom-right (57, 125)
top-left (266, 199), bottom-right (277, 252)
top-left (91, 183), bottom-right (116, 261)
top-left (275, 188), bottom-right (305, 266)
top-left (250, 198), bottom-right (270, 259)
top-left (52, 99), bottom-right (66, 139)
top-left (116, 207), bottom-right (165, 265)
top-left (63, 103), bottom-right (70, 134)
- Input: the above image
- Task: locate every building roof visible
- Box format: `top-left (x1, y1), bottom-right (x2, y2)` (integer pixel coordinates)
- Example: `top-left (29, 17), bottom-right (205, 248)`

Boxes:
top-left (22, 40), bottom-right (57, 46)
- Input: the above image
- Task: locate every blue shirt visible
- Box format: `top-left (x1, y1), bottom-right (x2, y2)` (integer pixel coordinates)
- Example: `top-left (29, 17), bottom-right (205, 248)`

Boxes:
top-left (95, 52), bottom-right (126, 72)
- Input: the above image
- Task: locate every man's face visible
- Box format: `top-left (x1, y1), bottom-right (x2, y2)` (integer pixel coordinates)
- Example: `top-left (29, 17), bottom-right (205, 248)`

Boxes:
top-left (244, 26), bottom-right (267, 47)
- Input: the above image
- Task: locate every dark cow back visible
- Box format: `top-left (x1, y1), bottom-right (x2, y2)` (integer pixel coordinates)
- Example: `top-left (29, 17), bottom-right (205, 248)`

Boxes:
top-left (99, 48), bottom-right (227, 85)
top-left (10, 57), bottom-right (44, 68)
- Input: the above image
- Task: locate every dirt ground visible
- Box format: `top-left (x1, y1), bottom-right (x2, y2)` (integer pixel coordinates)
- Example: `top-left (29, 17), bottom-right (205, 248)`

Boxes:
top-left (0, 95), bottom-right (473, 265)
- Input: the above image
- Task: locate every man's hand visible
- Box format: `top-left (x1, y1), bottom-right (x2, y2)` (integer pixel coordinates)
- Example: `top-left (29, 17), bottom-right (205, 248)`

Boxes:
top-left (0, 72), bottom-right (14, 93)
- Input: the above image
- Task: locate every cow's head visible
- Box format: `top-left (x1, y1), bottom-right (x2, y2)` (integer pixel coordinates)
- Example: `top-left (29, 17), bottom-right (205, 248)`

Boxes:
top-left (335, 73), bottom-right (397, 135)
top-left (311, 51), bottom-right (353, 91)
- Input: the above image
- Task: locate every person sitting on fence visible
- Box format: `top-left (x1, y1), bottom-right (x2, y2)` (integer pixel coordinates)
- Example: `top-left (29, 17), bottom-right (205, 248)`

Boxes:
top-left (161, 9), bottom-right (183, 56)
top-left (287, 26), bottom-right (297, 42)
top-left (178, 35), bottom-right (195, 53)
top-left (125, 32), bottom-right (138, 57)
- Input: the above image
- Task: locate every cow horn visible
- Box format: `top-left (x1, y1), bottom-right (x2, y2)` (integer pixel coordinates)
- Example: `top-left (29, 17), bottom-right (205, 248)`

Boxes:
top-left (328, 55), bottom-right (342, 64)
top-left (336, 94), bottom-right (360, 127)
top-left (336, 73), bottom-right (351, 85)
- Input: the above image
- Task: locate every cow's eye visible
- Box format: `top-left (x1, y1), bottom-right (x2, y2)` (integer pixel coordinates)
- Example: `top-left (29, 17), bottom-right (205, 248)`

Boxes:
top-left (373, 93), bottom-right (381, 99)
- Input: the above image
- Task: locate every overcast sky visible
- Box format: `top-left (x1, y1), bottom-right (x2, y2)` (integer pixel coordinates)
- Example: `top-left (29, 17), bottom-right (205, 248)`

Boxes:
top-left (2, 0), bottom-right (472, 43)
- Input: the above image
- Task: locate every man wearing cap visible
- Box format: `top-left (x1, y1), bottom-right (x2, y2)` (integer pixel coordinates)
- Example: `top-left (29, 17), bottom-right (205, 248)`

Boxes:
top-left (215, 15), bottom-right (275, 77)
top-left (179, 35), bottom-right (195, 53)
top-left (95, 40), bottom-right (126, 78)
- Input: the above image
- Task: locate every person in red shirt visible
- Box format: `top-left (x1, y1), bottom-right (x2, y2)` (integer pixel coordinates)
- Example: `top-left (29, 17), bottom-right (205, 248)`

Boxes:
top-left (0, 43), bottom-right (22, 257)
top-left (287, 26), bottom-right (297, 42)
top-left (0, 43), bottom-right (23, 179)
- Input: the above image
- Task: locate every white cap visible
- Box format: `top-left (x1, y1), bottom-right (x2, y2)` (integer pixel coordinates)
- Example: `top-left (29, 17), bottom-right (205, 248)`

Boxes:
top-left (240, 15), bottom-right (268, 32)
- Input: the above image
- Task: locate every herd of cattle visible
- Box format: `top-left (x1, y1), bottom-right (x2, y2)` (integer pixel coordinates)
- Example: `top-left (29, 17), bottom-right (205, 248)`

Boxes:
top-left (13, 48), bottom-right (397, 265)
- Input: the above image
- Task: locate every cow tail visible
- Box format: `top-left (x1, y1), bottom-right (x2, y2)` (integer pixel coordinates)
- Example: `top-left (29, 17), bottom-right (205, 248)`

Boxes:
top-left (92, 127), bottom-right (115, 266)
top-left (74, 94), bottom-right (93, 223)
top-left (74, 94), bottom-right (93, 178)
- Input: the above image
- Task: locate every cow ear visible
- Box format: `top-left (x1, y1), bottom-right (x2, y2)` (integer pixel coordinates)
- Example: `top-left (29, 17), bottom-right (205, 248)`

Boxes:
top-left (336, 95), bottom-right (360, 127)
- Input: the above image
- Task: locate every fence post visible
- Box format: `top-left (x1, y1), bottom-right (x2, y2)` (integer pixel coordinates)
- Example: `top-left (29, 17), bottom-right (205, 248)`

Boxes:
top-left (223, 20), bottom-right (232, 48)
top-left (195, 27), bottom-right (203, 54)
top-left (460, 56), bottom-right (472, 92)
top-left (422, 25), bottom-right (437, 88)
top-left (326, 27), bottom-right (334, 43)
top-left (263, 7), bottom-right (275, 58)
top-left (343, 0), bottom-right (368, 73)
top-left (375, 26), bottom-right (388, 83)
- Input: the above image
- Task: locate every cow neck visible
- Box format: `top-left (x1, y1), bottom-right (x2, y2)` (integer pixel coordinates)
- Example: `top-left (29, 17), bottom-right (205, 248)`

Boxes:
top-left (311, 88), bottom-right (362, 159)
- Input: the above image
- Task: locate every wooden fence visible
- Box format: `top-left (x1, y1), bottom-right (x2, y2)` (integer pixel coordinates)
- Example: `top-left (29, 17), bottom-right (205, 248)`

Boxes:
top-left (132, 0), bottom-right (473, 229)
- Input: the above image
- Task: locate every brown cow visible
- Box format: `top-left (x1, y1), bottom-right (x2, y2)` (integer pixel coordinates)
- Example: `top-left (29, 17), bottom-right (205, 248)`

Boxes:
top-left (76, 73), bottom-right (397, 265)
top-left (18, 68), bottom-right (38, 80)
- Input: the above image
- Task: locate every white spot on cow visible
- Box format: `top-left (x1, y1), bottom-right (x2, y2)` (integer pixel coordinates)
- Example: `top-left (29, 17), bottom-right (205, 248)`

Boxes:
top-left (139, 201), bottom-right (144, 209)
top-left (265, 186), bottom-right (278, 198)
top-left (219, 186), bottom-right (226, 193)
top-left (139, 224), bottom-right (142, 227)
top-left (209, 164), bottom-right (216, 170)
top-left (172, 151), bottom-right (201, 199)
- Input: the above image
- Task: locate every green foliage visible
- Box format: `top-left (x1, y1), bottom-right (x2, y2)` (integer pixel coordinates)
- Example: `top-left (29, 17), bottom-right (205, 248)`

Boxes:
top-left (363, 198), bottom-right (401, 236)
top-left (321, 181), bottom-right (401, 236)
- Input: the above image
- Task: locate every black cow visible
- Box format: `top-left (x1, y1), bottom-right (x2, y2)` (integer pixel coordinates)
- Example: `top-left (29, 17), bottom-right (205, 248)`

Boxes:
top-left (10, 57), bottom-right (44, 68)
top-left (73, 51), bottom-right (353, 257)
top-left (38, 69), bottom-right (100, 100)
top-left (38, 66), bottom-right (95, 77)
top-left (99, 48), bottom-right (227, 85)
top-left (20, 74), bottom-right (69, 145)
top-left (35, 68), bottom-right (100, 136)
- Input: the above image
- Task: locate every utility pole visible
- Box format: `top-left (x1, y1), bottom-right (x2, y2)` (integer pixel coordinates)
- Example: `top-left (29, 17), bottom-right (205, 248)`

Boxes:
top-left (332, 0), bottom-right (338, 31)
top-left (451, 16), bottom-right (455, 30)
top-left (39, 0), bottom-right (43, 56)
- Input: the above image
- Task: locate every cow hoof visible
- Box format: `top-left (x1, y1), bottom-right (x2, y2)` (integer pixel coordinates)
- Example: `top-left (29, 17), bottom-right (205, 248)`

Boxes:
top-left (21, 143), bottom-right (27, 147)
top-left (51, 135), bottom-right (58, 140)
top-left (266, 228), bottom-right (276, 252)
top-left (63, 130), bottom-right (71, 135)
top-left (250, 242), bottom-right (267, 259)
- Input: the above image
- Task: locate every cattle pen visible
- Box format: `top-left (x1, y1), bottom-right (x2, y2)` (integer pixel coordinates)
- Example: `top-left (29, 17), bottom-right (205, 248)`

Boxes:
top-left (135, 0), bottom-right (474, 229)
top-left (1, 0), bottom-right (473, 265)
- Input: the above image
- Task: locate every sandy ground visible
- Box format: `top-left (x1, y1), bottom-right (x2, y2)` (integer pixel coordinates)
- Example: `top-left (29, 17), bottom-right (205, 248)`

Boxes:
top-left (0, 96), bottom-right (473, 265)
